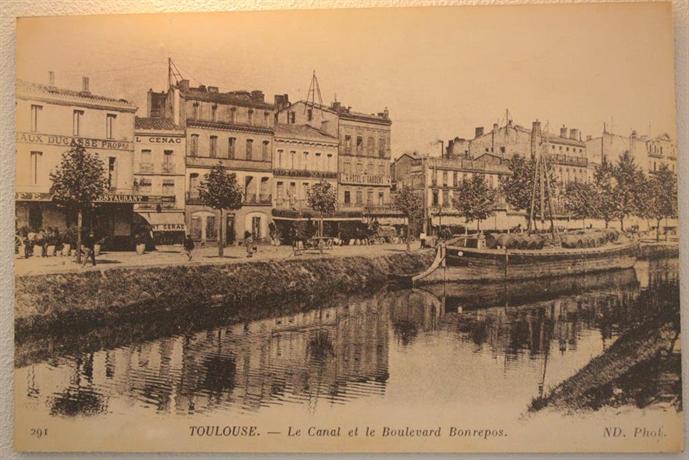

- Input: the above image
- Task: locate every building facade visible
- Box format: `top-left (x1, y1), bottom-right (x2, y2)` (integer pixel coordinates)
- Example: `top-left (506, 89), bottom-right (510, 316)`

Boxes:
top-left (272, 123), bottom-right (339, 211)
top-left (16, 76), bottom-right (138, 244)
top-left (586, 130), bottom-right (677, 174)
top-left (133, 117), bottom-right (187, 244)
top-left (150, 81), bottom-right (275, 244)
top-left (276, 99), bottom-right (395, 220)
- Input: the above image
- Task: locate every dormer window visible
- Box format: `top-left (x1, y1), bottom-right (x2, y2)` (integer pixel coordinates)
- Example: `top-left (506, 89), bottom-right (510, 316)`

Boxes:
top-left (229, 107), bottom-right (236, 124)
top-left (211, 104), bottom-right (217, 122)
top-left (248, 109), bottom-right (254, 125)
top-left (192, 102), bottom-right (199, 120)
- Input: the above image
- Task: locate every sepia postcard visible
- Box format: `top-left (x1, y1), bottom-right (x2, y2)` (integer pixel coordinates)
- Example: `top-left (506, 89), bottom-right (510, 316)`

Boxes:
top-left (13, 2), bottom-right (682, 453)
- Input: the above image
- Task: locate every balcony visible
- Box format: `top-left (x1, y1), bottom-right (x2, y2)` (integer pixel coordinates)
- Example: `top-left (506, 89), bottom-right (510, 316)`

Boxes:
top-left (339, 173), bottom-right (391, 186)
top-left (186, 192), bottom-right (204, 205)
top-left (273, 168), bottom-right (337, 179)
top-left (161, 164), bottom-right (176, 174)
top-left (186, 155), bottom-right (272, 171)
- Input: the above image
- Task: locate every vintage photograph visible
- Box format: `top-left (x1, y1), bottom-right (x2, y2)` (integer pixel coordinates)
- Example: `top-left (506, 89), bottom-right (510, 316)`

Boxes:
top-left (13, 3), bottom-right (682, 453)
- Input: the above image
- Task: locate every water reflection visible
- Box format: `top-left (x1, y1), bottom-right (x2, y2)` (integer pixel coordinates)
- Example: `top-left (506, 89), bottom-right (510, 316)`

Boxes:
top-left (16, 258), bottom-right (678, 420)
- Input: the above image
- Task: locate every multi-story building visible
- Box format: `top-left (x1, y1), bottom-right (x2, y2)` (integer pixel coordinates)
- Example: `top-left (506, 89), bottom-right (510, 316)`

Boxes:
top-left (448, 120), bottom-right (589, 188)
top-left (16, 75), bottom-right (139, 244)
top-left (586, 129), bottom-right (677, 174)
top-left (276, 99), bottom-right (394, 217)
top-left (150, 81), bottom-right (275, 244)
top-left (272, 123), bottom-right (339, 211)
top-left (133, 117), bottom-right (186, 244)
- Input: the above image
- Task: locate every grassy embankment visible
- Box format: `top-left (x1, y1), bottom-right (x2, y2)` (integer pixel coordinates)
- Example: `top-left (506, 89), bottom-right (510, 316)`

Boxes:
top-left (15, 251), bottom-right (433, 339)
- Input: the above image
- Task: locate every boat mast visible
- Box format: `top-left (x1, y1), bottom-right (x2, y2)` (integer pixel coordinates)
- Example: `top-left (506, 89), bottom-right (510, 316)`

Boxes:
top-left (527, 123), bottom-right (560, 241)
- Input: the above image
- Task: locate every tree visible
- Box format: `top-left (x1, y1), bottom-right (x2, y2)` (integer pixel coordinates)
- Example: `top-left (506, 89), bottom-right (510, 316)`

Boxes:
top-left (50, 143), bottom-right (108, 263)
top-left (564, 181), bottom-right (598, 226)
top-left (306, 180), bottom-right (337, 237)
top-left (500, 154), bottom-right (558, 229)
top-left (591, 157), bottom-right (621, 228)
top-left (198, 163), bottom-right (243, 256)
top-left (392, 185), bottom-right (423, 251)
top-left (639, 165), bottom-right (677, 241)
top-left (454, 174), bottom-right (497, 231)
top-left (613, 151), bottom-right (644, 231)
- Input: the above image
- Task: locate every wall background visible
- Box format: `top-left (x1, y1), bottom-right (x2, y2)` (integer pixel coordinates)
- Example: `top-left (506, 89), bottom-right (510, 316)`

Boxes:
top-left (1, 1), bottom-right (687, 459)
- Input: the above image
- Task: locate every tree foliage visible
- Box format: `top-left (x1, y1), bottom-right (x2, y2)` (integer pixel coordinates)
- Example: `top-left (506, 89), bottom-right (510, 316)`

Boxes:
top-left (564, 181), bottom-right (598, 221)
top-left (198, 163), bottom-right (243, 212)
top-left (454, 174), bottom-right (497, 230)
top-left (500, 154), bottom-right (558, 218)
top-left (590, 157), bottom-right (621, 227)
top-left (612, 151), bottom-right (645, 230)
top-left (306, 180), bottom-right (337, 216)
top-left (639, 164), bottom-right (677, 240)
top-left (392, 185), bottom-right (423, 250)
top-left (50, 143), bottom-right (108, 210)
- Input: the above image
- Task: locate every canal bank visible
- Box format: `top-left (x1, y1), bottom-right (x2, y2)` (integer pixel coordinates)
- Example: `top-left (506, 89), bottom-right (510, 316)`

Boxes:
top-left (15, 250), bottom-right (433, 338)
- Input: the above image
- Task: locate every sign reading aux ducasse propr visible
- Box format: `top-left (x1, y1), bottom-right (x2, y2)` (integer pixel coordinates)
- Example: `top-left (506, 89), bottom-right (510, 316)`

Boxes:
top-left (16, 132), bottom-right (133, 151)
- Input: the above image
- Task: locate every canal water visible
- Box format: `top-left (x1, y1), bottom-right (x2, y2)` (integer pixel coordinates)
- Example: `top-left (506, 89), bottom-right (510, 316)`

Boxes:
top-left (15, 258), bottom-right (679, 431)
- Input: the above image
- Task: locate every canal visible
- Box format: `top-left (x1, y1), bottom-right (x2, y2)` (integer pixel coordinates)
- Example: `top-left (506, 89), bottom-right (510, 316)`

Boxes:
top-left (14, 258), bottom-right (680, 446)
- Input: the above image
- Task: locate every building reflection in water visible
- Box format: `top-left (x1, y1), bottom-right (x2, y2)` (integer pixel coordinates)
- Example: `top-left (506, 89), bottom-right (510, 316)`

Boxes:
top-left (17, 258), bottom-right (678, 419)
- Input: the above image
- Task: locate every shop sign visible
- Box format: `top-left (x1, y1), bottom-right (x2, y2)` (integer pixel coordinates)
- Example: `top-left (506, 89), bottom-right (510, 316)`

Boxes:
top-left (152, 223), bottom-right (186, 232)
top-left (15, 191), bottom-right (52, 201)
top-left (98, 194), bottom-right (176, 204)
top-left (17, 132), bottom-right (133, 151)
top-left (135, 136), bottom-right (183, 144)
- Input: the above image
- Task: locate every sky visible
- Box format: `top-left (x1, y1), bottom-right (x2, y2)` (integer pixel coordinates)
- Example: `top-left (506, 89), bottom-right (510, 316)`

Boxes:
top-left (16, 3), bottom-right (676, 157)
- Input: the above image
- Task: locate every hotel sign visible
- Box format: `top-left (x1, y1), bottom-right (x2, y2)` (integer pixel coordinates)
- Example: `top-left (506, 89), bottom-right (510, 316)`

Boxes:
top-left (17, 132), bottom-right (133, 151)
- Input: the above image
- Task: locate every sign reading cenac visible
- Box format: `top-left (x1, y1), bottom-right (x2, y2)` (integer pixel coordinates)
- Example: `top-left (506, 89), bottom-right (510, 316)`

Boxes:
top-left (16, 132), bottom-right (133, 151)
top-left (135, 136), bottom-right (183, 144)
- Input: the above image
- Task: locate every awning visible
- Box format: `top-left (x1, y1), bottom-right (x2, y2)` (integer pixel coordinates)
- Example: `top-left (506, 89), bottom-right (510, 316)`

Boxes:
top-left (137, 212), bottom-right (186, 232)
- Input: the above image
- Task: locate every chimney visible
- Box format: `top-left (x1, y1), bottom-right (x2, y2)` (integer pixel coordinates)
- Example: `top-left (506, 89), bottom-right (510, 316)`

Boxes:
top-left (383, 107), bottom-right (389, 119)
top-left (586, 135), bottom-right (592, 141)
top-left (273, 94), bottom-right (289, 111)
top-left (560, 125), bottom-right (567, 138)
top-left (631, 129), bottom-right (638, 139)
top-left (507, 119), bottom-right (513, 127)
top-left (331, 101), bottom-right (341, 111)
top-left (48, 71), bottom-right (55, 86)
top-left (531, 120), bottom-right (542, 135)
top-left (178, 79), bottom-right (190, 91)
top-left (81, 76), bottom-right (90, 94)
top-left (475, 126), bottom-right (484, 138)
top-left (569, 128), bottom-right (579, 140)
top-left (493, 122), bottom-right (499, 131)
top-left (250, 90), bottom-right (264, 103)
top-left (208, 86), bottom-right (219, 93)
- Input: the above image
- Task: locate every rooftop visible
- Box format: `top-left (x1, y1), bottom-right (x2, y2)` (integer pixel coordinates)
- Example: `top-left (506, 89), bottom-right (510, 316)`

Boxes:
top-left (16, 79), bottom-right (136, 111)
top-left (179, 83), bottom-right (274, 110)
top-left (134, 117), bottom-right (181, 131)
top-left (275, 123), bottom-right (338, 143)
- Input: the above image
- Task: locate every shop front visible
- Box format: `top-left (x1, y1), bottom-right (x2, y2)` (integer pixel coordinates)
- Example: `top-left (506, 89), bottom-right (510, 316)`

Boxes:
top-left (135, 211), bottom-right (186, 245)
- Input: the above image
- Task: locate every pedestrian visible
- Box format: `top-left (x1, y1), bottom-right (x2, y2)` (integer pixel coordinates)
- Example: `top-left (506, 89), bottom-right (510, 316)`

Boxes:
top-left (36, 228), bottom-right (47, 257)
top-left (244, 231), bottom-right (254, 258)
top-left (183, 234), bottom-right (195, 261)
top-left (82, 230), bottom-right (96, 266)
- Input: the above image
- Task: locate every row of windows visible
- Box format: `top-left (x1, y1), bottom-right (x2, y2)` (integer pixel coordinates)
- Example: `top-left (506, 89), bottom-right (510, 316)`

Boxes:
top-left (343, 189), bottom-right (385, 206)
top-left (431, 171), bottom-right (498, 187)
top-left (550, 144), bottom-right (584, 154)
top-left (139, 149), bottom-right (176, 172)
top-left (30, 105), bottom-right (118, 139)
top-left (188, 173), bottom-right (271, 197)
top-left (275, 149), bottom-right (335, 171)
top-left (342, 161), bottom-right (387, 177)
top-left (343, 134), bottom-right (387, 158)
top-left (189, 134), bottom-right (270, 161)
top-left (25, 151), bottom-right (118, 187)
top-left (191, 102), bottom-right (271, 128)
top-left (135, 178), bottom-right (176, 195)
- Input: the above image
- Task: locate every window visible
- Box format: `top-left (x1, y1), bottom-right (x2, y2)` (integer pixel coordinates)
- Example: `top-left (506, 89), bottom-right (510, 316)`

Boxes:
top-left (378, 192), bottom-right (384, 205)
top-left (163, 150), bottom-right (174, 172)
top-left (248, 109), bottom-right (254, 125)
top-left (276, 181), bottom-right (284, 201)
top-left (345, 135), bottom-right (352, 154)
top-left (30, 105), bottom-right (41, 132)
top-left (344, 190), bottom-right (351, 204)
top-left (367, 137), bottom-right (374, 156)
top-left (289, 111), bottom-right (296, 124)
top-left (30, 151), bottom-right (41, 184)
top-left (290, 151), bottom-right (296, 169)
top-left (162, 179), bottom-right (175, 196)
top-left (264, 111), bottom-right (270, 127)
top-left (277, 149), bottom-right (284, 168)
top-left (303, 152), bottom-right (309, 170)
top-left (246, 139), bottom-right (253, 160)
top-left (192, 103), bottom-right (199, 120)
top-left (355, 189), bottom-right (363, 204)
top-left (500, 146), bottom-right (506, 154)
top-left (367, 190), bottom-right (373, 205)
top-left (210, 135), bottom-right (218, 158)
top-left (453, 172), bottom-right (458, 187)
top-left (344, 162), bottom-right (352, 175)
top-left (190, 134), bottom-right (199, 156)
top-left (315, 152), bottom-right (322, 171)
top-left (378, 138), bottom-right (386, 158)
top-left (356, 136), bottom-right (364, 155)
top-left (229, 107), bottom-right (236, 124)
top-left (262, 141), bottom-right (270, 161)
top-left (302, 182), bottom-right (310, 199)
top-left (206, 216), bottom-right (217, 240)
top-left (73, 110), bottom-right (83, 136)
top-left (432, 190), bottom-right (439, 206)
top-left (106, 114), bottom-right (116, 139)
top-left (326, 153), bottom-right (333, 171)
top-left (442, 190), bottom-right (449, 206)
top-left (228, 137), bottom-right (236, 159)
top-left (442, 170), bottom-right (448, 186)
top-left (108, 157), bottom-right (117, 188)
top-left (140, 149), bottom-right (152, 171)
top-left (211, 105), bottom-right (217, 122)
top-left (138, 178), bottom-right (152, 194)
top-left (189, 173), bottom-right (200, 196)
top-left (307, 109), bottom-right (313, 121)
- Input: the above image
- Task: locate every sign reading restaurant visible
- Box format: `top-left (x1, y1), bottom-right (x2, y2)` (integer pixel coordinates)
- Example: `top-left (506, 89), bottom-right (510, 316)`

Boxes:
top-left (15, 192), bottom-right (174, 203)
top-left (16, 132), bottom-right (133, 151)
